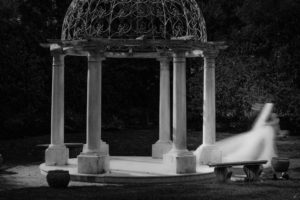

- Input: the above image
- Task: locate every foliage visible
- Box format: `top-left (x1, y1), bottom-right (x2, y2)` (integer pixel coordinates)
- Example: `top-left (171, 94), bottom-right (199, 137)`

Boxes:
top-left (198, 0), bottom-right (300, 132)
top-left (0, 0), bottom-right (299, 138)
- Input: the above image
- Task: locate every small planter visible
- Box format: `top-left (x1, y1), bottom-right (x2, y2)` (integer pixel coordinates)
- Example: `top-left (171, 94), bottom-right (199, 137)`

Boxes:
top-left (271, 157), bottom-right (290, 172)
top-left (46, 170), bottom-right (70, 188)
top-left (271, 157), bottom-right (290, 180)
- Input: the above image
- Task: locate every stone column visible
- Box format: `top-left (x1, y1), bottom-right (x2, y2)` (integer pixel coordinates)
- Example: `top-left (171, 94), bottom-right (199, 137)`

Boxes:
top-left (152, 57), bottom-right (172, 158)
top-left (77, 51), bottom-right (109, 174)
top-left (194, 50), bottom-right (222, 165)
top-left (163, 52), bottom-right (196, 174)
top-left (45, 53), bottom-right (69, 166)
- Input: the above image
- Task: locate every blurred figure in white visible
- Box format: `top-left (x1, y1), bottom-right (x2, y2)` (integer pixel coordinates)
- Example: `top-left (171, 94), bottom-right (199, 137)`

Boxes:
top-left (214, 103), bottom-right (282, 167)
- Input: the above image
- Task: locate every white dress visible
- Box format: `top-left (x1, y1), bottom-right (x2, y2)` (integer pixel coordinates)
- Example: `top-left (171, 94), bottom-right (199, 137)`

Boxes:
top-left (215, 125), bottom-right (277, 167)
top-left (195, 103), bottom-right (278, 167)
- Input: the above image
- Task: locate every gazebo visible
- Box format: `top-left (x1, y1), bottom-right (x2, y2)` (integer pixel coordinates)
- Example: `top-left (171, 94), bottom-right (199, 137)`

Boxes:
top-left (42, 0), bottom-right (227, 178)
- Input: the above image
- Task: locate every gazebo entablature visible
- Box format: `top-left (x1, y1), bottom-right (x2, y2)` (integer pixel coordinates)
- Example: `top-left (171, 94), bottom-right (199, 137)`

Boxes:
top-left (47, 39), bottom-right (226, 59)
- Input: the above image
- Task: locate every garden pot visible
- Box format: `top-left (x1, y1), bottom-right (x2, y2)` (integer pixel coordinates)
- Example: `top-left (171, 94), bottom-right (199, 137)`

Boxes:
top-left (46, 170), bottom-right (70, 188)
top-left (271, 157), bottom-right (290, 172)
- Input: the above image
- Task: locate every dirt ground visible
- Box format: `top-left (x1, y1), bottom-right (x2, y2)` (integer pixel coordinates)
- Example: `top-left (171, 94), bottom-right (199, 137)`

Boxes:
top-left (0, 132), bottom-right (300, 200)
top-left (0, 159), bottom-right (300, 200)
top-left (0, 159), bottom-right (299, 188)
top-left (0, 163), bottom-right (107, 192)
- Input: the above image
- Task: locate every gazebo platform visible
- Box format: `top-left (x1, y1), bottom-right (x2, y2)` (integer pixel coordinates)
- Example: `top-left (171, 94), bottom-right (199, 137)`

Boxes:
top-left (40, 156), bottom-right (214, 184)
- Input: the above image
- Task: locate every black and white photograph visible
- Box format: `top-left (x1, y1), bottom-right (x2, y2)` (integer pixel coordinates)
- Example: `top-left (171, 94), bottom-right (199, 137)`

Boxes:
top-left (0, 0), bottom-right (299, 199)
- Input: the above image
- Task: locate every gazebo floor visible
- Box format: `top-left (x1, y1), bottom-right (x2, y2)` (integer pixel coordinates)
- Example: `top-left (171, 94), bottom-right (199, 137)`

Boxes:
top-left (40, 156), bottom-right (214, 184)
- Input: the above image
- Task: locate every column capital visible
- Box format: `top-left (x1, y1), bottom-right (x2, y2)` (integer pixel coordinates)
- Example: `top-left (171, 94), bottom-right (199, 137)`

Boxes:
top-left (158, 58), bottom-right (171, 71)
top-left (173, 51), bottom-right (186, 59)
top-left (173, 51), bottom-right (186, 64)
top-left (157, 56), bottom-right (171, 63)
top-left (50, 44), bottom-right (64, 57)
top-left (88, 50), bottom-right (106, 62)
top-left (202, 49), bottom-right (219, 59)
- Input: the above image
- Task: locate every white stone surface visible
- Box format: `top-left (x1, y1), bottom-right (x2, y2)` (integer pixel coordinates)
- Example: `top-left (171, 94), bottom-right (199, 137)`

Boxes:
top-left (197, 51), bottom-right (222, 165)
top-left (46, 54), bottom-right (69, 166)
top-left (163, 151), bottom-right (196, 174)
top-left (202, 52), bottom-right (217, 146)
top-left (77, 53), bottom-right (110, 175)
top-left (172, 52), bottom-right (187, 150)
top-left (85, 53), bottom-right (104, 153)
top-left (152, 57), bottom-right (172, 158)
top-left (45, 145), bottom-right (69, 166)
top-left (152, 141), bottom-right (172, 158)
top-left (40, 157), bottom-right (214, 184)
top-left (160, 52), bottom-right (197, 174)
top-left (50, 54), bottom-right (65, 146)
top-left (100, 140), bottom-right (109, 155)
top-left (77, 154), bottom-right (109, 174)
top-left (158, 57), bottom-right (171, 142)
top-left (83, 140), bottom-right (109, 156)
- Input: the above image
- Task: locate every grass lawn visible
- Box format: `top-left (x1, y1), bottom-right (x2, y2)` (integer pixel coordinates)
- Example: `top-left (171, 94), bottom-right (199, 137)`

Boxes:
top-left (0, 130), bottom-right (300, 200)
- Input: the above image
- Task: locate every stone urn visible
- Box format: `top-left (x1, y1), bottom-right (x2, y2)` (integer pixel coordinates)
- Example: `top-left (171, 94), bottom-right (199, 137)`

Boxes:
top-left (271, 157), bottom-right (290, 172)
top-left (46, 170), bottom-right (70, 188)
top-left (271, 157), bottom-right (290, 180)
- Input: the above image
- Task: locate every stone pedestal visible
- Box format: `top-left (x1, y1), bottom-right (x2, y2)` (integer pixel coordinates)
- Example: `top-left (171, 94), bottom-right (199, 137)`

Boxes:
top-left (152, 141), bottom-right (172, 158)
top-left (78, 154), bottom-right (109, 174)
top-left (243, 164), bottom-right (263, 182)
top-left (213, 167), bottom-right (232, 182)
top-left (100, 140), bottom-right (109, 155)
top-left (83, 140), bottom-right (109, 156)
top-left (164, 150), bottom-right (196, 174)
top-left (45, 145), bottom-right (69, 166)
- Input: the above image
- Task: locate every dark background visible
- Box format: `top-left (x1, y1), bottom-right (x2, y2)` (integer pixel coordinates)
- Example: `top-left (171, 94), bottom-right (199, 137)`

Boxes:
top-left (0, 0), bottom-right (299, 139)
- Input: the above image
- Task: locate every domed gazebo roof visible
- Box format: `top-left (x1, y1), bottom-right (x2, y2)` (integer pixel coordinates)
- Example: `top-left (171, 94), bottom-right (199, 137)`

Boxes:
top-left (61, 0), bottom-right (207, 42)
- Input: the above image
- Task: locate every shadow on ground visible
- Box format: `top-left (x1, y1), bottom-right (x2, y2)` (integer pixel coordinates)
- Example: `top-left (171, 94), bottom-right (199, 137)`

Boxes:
top-left (0, 180), bottom-right (300, 200)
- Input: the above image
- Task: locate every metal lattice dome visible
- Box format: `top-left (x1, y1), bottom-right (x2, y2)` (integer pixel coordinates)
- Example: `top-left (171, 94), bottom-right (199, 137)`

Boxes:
top-left (61, 0), bottom-right (207, 41)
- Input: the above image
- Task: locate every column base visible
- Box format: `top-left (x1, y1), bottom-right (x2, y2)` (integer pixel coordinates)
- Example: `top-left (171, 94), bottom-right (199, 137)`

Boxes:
top-left (152, 140), bottom-right (172, 159)
top-left (194, 144), bottom-right (222, 165)
top-left (82, 140), bottom-right (109, 156)
top-left (100, 140), bottom-right (109, 155)
top-left (163, 149), bottom-right (196, 174)
top-left (45, 145), bottom-right (69, 166)
top-left (77, 153), bottom-right (109, 174)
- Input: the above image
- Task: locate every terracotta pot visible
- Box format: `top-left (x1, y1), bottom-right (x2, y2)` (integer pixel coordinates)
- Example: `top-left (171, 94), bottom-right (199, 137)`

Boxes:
top-left (46, 170), bottom-right (70, 188)
top-left (271, 157), bottom-right (290, 172)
